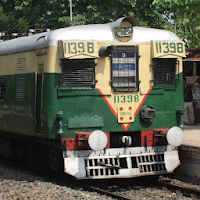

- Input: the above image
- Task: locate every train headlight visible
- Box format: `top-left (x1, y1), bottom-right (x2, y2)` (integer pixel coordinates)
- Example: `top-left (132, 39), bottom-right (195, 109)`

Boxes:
top-left (116, 27), bottom-right (133, 37)
top-left (166, 126), bottom-right (184, 147)
top-left (140, 106), bottom-right (155, 122)
top-left (88, 130), bottom-right (108, 151)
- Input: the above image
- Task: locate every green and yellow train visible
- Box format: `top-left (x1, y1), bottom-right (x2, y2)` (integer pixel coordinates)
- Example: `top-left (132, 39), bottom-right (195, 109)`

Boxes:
top-left (0, 16), bottom-right (185, 179)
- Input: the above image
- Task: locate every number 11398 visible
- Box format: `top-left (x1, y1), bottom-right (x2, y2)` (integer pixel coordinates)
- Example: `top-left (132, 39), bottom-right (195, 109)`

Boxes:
top-left (114, 95), bottom-right (139, 103)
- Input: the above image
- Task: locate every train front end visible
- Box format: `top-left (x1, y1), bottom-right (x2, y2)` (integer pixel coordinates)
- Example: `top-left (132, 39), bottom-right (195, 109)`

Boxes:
top-left (51, 17), bottom-right (185, 179)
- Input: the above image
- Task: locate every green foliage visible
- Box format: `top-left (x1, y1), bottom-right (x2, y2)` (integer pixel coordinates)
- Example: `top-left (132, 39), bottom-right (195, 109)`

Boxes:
top-left (0, 5), bottom-right (9, 31)
top-left (0, 0), bottom-right (165, 33)
top-left (1, 0), bottom-right (199, 47)
top-left (72, 0), bottom-right (164, 28)
top-left (153, 0), bottom-right (200, 47)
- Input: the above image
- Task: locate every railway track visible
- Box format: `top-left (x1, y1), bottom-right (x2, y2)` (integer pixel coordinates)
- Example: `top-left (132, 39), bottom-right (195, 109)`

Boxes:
top-left (0, 157), bottom-right (132, 200)
top-left (151, 178), bottom-right (200, 199)
top-left (73, 181), bottom-right (133, 200)
top-left (58, 175), bottom-right (200, 200)
top-left (1, 156), bottom-right (200, 199)
top-left (75, 176), bottom-right (200, 199)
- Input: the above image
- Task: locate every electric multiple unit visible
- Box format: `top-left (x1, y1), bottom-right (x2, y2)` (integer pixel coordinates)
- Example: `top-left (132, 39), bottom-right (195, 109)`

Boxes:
top-left (0, 16), bottom-right (185, 179)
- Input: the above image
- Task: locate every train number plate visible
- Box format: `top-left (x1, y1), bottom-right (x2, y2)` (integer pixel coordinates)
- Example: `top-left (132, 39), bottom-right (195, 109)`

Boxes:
top-left (152, 42), bottom-right (185, 58)
top-left (118, 105), bottom-right (134, 123)
top-left (63, 41), bottom-right (98, 59)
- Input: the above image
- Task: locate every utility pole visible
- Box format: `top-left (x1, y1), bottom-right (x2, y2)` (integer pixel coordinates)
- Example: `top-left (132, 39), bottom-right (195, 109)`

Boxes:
top-left (68, 0), bottom-right (72, 22)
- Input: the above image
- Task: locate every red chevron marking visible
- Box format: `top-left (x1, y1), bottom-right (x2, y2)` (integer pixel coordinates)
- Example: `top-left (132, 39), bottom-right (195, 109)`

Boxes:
top-left (97, 88), bottom-right (152, 131)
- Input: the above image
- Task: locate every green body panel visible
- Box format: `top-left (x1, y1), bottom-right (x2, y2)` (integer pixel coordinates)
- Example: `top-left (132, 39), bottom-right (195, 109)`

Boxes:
top-left (0, 72), bottom-right (184, 139)
top-left (44, 73), bottom-right (184, 138)
top-left (0, 73), bottom-right (35, 135)
top-left (68, 116), bottom-right (103, 129)
top-left (139, 76), bottom-right (184, 129)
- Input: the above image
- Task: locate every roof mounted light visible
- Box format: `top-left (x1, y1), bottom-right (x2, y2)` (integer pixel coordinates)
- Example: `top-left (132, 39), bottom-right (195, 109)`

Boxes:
top-left (116, 27), bottom-right (133, 37)
top-left (113, 16), bottom-right (138, 42)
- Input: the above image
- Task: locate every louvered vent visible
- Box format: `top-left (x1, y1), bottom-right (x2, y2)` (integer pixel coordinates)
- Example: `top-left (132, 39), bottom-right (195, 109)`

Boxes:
top-left (62, 59), bottom-right (95, 88)
top-left (17, 58), bottom-right (25, 70)
top-left (38, 63), bottom-right (44, 73)
top-left (0, 81), bottom-right (5, 100)
top-left (16, 77), bottom-right (25, 100)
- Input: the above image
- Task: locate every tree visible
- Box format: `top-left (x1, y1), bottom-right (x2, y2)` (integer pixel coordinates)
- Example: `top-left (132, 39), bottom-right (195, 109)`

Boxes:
top-left (153, 0), bottom-right (200, 48)
top-left (0, 5), bottom-right (9, 31)
top-left (68, 0), bottom-right (165, 28)
top-left (0, 0), bottom-right (167, 32)
top-left (0, 0), bottom-right (70, 32)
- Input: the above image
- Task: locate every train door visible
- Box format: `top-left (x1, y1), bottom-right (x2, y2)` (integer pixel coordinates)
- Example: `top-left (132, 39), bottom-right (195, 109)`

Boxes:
top-left (35, 63), bottom-right (44, 134)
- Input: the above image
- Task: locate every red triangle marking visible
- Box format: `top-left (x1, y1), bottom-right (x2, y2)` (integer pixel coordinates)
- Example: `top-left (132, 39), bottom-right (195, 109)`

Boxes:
top-left (97, 88), bottom-right (152, 131)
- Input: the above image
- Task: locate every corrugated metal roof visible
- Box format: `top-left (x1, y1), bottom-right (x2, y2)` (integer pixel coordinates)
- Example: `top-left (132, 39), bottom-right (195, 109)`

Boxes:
top-left (183, 57), bottom-right (200, 61)
top-left (186, 76), bottom-right (200, 84)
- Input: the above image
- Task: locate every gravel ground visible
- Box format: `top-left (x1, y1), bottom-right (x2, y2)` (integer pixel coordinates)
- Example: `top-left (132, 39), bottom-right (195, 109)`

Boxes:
top-left (0, 159), bottom-right (199, 200)
top-left (0, 160), bottom-right (113, 200)
top-left (91, 174), bottom-right (199, 200)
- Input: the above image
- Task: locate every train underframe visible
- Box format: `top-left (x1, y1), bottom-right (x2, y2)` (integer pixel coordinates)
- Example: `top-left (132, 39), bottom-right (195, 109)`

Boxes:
top-left (0, 130), bottom-right (181, 180)
top-left (0, 131), bottom-right (64, 171)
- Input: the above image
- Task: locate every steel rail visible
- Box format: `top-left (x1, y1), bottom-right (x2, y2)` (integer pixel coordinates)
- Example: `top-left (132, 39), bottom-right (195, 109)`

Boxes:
top-left (75, 181), bottom-right (133, 200)
top-left (2, 156), bottom-right (200, 199)
top-left (150, 179), bottom-right (200, 198)
top-left (0, 157), bottom-right (131, 200)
